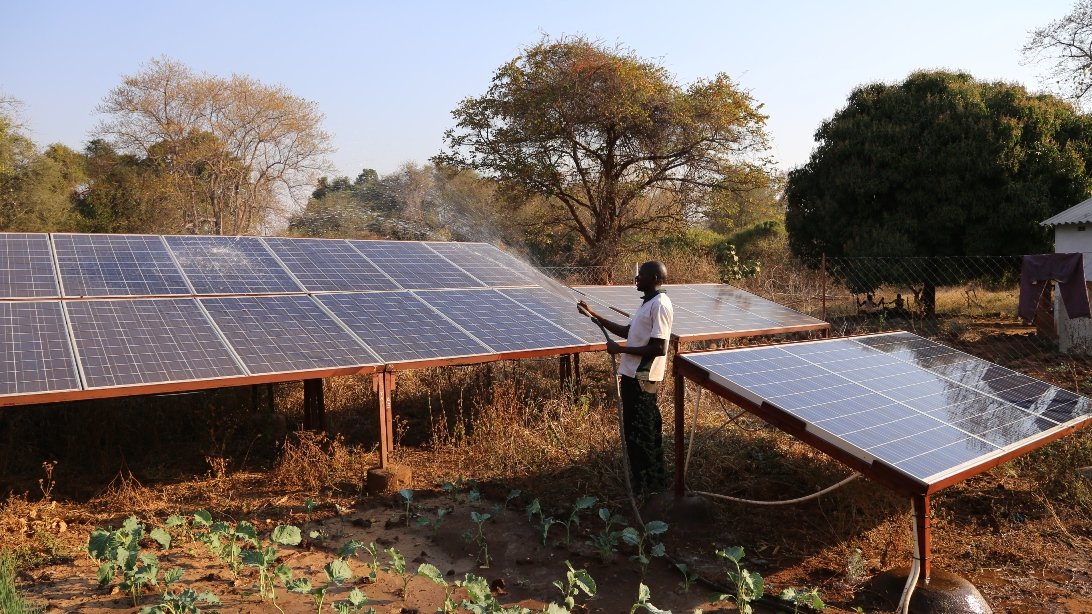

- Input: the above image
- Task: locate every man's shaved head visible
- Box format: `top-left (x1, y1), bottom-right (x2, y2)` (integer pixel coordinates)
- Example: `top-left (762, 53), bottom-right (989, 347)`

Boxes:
top-left (640, 261), bottom-right (667, 283)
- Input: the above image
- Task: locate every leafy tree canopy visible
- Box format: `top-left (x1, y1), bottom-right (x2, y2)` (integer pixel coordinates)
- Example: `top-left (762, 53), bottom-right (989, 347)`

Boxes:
top-left (785, 70), bottom-right (1092, 313)
top-left (436, 35), bottom-right (771, 267)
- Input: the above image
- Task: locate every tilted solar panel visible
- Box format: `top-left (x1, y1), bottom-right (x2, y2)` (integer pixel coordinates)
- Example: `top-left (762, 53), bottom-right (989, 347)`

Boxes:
top-left (0, 233), bottom-right (59, 298)
top-left (165, 235), bottom-right (303, 294)
top-left (263, 237), bottom-right (399, 292)
top-left (0, 301), bottom-right (81, 395)
top-left (200, 295), bottom-right (379, 374)
top-left (54, 234), bottom-right (190, 297)
top-left (318, 291), bottom-right (490, 363)
top-left (426, 242), bottom-right (535, 287)
top-left (350, 240), bottom-right (483, 289)
top-left (416, 289), bottom-right (586, 353)
top-left (681, 332), bottom-right (1092, 484)
top-left (66, 298), bottom-right (245, 388)
top-left (498, 286), bottom-right (607, 344)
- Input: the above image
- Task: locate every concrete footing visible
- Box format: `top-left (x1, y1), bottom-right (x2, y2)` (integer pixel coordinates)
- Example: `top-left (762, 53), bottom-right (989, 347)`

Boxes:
top-left (864, 567), bottom-right (992, 614)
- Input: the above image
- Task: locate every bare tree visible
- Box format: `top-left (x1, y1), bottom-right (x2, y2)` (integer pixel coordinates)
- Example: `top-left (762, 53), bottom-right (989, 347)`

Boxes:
top-left (1024, 1), bottom-right (1092, 104)
top-left (97, 57), bottom-right (333, 234)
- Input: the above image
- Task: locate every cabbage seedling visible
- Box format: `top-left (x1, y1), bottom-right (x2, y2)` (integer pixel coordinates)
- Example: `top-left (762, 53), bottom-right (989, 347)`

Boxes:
top-left (386, 547), bottom-right (411, 596)
top-left (779, 586), bottom-right (825, 612)
top-left (468, 511), bottom-right (492, 567)
top-left (399, 489), bottom-right (415, 526)
top-left (504, 489), bottom-right (521, 509)
top-left (629, 583), bottom-right (671, 614)
top-left (416, 506), bottom-right (451, 534)
top-left (714, 547), bottom-right (764, 614)
top-left (587, 508), bottom-right (627, 560)
top-left (555, 496), bottom-right (596, 548)
top-left (621, 520), bottom-right (668, 577)
top-left (139, 568), bottom-right (220, 614)
top-left (331, 588), bottom-right (373, 614)
top-left (87, 516), bottom-right (161, 606)
top-left (417, 563), bottom-right (457, 614)
top-left (552, 561), bottom-right (596, 610)
top-left (363, 541), bottom-right (383, 581)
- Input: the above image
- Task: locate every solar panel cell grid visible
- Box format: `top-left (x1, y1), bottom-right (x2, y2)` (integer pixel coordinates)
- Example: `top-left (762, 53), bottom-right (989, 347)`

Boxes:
top-left (427, 243), bottom-right (534, 287)
top-left (498, 287), bottom-right (606, 344)
top-left (165, 235), bottom-right (303, 294)
top-left (416, 289), bottom-right (585, 353)
top-left (0, 301), bottom-right (81, 395)
top-left (263, 238), bottom-right (399, 292)
top-left (0, 233), bottom-right (59, 298)
top-left (350, 241), bottom-right (483, 289)
top-left (201, 295), bottom-right (378, 374)
top-left (318, 291), bottom-right (490, 363)
top-left (67, 299), bottom-right (244, 388)
top-left (682, 332), bottom-right (1092, 483)
top-left (54, 234), bottom-right (189, 297)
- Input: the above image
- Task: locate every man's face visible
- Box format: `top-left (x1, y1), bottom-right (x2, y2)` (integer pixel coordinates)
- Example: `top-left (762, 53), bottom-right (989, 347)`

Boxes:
top-left (634, 264), bottom-right (660, 293)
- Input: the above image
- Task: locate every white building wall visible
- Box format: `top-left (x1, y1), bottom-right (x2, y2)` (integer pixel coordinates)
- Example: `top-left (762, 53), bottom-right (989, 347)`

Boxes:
top-left (1053, 225), bottom-right (1092, 353)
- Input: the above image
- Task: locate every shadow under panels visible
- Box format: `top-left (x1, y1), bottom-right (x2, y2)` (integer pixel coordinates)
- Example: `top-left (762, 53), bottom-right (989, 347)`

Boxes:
top-left (681, 332), bottom-right (1092, 486)
top-left (0, 233), bottom-right (60, 298)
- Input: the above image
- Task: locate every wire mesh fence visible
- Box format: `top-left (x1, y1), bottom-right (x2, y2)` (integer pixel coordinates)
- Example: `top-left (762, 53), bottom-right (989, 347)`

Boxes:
top-left (546, 255), bottom-right (1092, 392)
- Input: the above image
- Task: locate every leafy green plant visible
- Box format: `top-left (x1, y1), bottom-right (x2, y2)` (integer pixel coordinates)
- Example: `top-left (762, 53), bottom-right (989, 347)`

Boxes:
top-left (416, 506), bottom-right (451, 534)
top-left (674, 562), bottom-right (697, 593)
top-left (587, 507), bottom-right (628, 560)
top-left (190, 512), bottom-right (258, 579)
top-left (552, 561), bottom-right (596, 610)
top-left (331, 588), bottom-right (373, 614)
top-left (386, 547), bottom-right (411, 597)
top-left (418, 563), bottom-right (458, 614)
top-left (399, 489), bottom-right (415, 526)
top-left (466, 511), bottom-right (492, 567)
top-left (241, 524), bottom-right (302, 614)
top-left (714, 547), bottom-right (764, 614)
top-left (621, 520), bottom-right (668, 576)
top-left (87, 516), bottom-right (162, 606)
top-left (555, 496), bottom-right (596, 548)
top-left (779, 586), bottom-right (825, 612)
top-left (504, 489), bottom-right (521, 509)
top-left (363, 541), bottom-right (383, 581)
top-left (525, 498), bottom-right (557, 546)
top-left (139, 568), bottom-right (220, 614)
top-left (629, 583), bottom-right (671, 614)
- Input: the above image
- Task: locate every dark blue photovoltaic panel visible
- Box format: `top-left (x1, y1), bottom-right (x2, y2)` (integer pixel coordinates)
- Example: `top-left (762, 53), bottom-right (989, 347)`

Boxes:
top-left (318, 291), bottom-right (490, 362)
top-left (427, 242), bottom-right (535, 287)
top-left (577, 283), bottom-right (827, 337)
top-left (54, 234), bottom-right (190, 297)
top-left (466, 244), bottom-right (561, 288)
top-left (263, 238), bottom-right (399, 292)
top-left (0, 233), bottom-right (59, 298)
top-left (499, 286), bottom-right (607, 344)
top-left (67, 299), bottom-right (244, 388)
top-left (681, 332), bottom-right (1092, 483)
top-left (165, 235), bottom-right (302, 294)
top-left (0, 301), bottom-right (80, 395)
top-left (350, 241), bottom-right (483, 289)
top-left (416, 289), bottom-right (585, 353)
top-left (201, 295), bottom-right (379, 374)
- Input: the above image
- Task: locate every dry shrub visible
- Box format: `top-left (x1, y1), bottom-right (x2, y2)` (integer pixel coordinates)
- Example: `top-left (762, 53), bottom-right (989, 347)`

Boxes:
top-left (270, 431), bottom-right (372, 493)
top-left (86, 470), bottom-right (168, 515)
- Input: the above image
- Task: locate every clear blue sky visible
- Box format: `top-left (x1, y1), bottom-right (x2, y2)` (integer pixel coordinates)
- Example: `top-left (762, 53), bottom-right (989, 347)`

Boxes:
top-left (0, 1), bottom-right (1073, 180)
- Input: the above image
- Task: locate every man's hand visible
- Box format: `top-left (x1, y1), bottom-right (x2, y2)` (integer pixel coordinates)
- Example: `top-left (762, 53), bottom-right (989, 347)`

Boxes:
top-left (576, 300), bottom-right (598, 322)
top-left (605, 339), bottom-right (622, 354)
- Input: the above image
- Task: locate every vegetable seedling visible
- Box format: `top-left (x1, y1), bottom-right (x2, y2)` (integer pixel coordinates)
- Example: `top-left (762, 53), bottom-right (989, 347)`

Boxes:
top-left (552, 561), bottom-right (597, 610)
top-left (87, 516), bottom-right (161, 606)
top-left (386, 547), bottom-right (411, 597)
top-left (138, 568), bottom-right (221, 614)
top-left (621, 520), bottom-right (668, 577)
top-left (714, 547), bottom-right (764, 614)
top-left (399, 489), bottom-right (415, 526)
top-left (556, 496), bottom-right (596, 548)
top-left (587, 507), bottom-right (628, 560)
top-left (629, 583), bottom-right (671, 614)
top-left (418, 563), bottom-right (457, 614)
top-left (468, 511), bottom-right (492, 567)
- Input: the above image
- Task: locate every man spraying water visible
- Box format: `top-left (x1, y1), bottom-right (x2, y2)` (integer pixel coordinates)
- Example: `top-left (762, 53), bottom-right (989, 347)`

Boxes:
top-left (577, 261), bottom-right (674, 496)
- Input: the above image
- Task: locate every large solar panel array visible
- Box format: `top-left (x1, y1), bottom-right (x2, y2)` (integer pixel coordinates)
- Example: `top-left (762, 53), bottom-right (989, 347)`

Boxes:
top-left (575, 283), bottom-right (828, 339)
top-left (681, 332), bottom-right (1092, 485)
top-left (0, 233), bottom-right (613, 402)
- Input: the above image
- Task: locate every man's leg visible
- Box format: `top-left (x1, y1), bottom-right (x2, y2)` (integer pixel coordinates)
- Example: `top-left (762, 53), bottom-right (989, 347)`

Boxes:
top-left (619, 376), bottom-right (666, 495)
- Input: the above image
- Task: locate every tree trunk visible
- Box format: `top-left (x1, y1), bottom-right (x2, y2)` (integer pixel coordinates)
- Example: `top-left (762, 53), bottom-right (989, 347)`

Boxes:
top-left (922, 280), bottom-right (937, 319)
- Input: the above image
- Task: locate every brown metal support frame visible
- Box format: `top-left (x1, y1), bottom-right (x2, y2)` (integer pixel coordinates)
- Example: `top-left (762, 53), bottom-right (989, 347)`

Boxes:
top-left (914, 494), bottom-right (932, 584)
top-left (674, 370), bottom-right (686, 498)
top-left (372, 372), bottom-right (396, 468)
top-left (559, 354), bottom-right (572, 387)
top-left (572, 353), bottom-right (581, 387)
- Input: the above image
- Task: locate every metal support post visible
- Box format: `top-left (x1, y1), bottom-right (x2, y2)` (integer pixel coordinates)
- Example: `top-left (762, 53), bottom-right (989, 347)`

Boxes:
top-left (303, 378), bottom-right (325, 432)
top-left (673, 371), bottom-right (686, 498)
top-left (913, 494), bottom-right (932, 584)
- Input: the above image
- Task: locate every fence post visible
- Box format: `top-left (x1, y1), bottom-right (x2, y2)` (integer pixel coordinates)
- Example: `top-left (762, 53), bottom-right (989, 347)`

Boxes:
top-left (821, 253), bottom-right (828, 322)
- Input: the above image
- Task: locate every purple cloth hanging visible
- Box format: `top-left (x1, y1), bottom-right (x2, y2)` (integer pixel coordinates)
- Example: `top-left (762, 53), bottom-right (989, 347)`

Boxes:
top-left (1018, 253), bottom-right (1090, 323)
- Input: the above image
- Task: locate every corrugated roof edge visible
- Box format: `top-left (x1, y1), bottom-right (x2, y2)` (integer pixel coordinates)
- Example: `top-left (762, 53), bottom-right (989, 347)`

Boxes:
top-left (1041, 196), bottom-right (1092, 226)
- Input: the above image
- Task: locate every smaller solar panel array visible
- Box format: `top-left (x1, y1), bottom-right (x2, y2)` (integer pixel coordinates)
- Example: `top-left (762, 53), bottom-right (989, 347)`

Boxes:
top-left (0, 234), bottom-right (603, 400)
top-left (575, 283), bottom-right (828, 339)
top-left (681, 332), bottom-right (1092, 485)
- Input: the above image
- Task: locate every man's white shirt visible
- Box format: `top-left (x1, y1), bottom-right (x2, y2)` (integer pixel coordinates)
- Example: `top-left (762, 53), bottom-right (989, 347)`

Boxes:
top-left (618, 292), bottom-right (674, 382)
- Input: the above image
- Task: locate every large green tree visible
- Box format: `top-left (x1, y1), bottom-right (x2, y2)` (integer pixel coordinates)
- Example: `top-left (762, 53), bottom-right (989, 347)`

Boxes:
top-left (785, 71), bottom-right (1092, 314)
top-left (436, 36), bottom-right (771, 267)
top-left (0, 104), bottom-right (84, 231)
